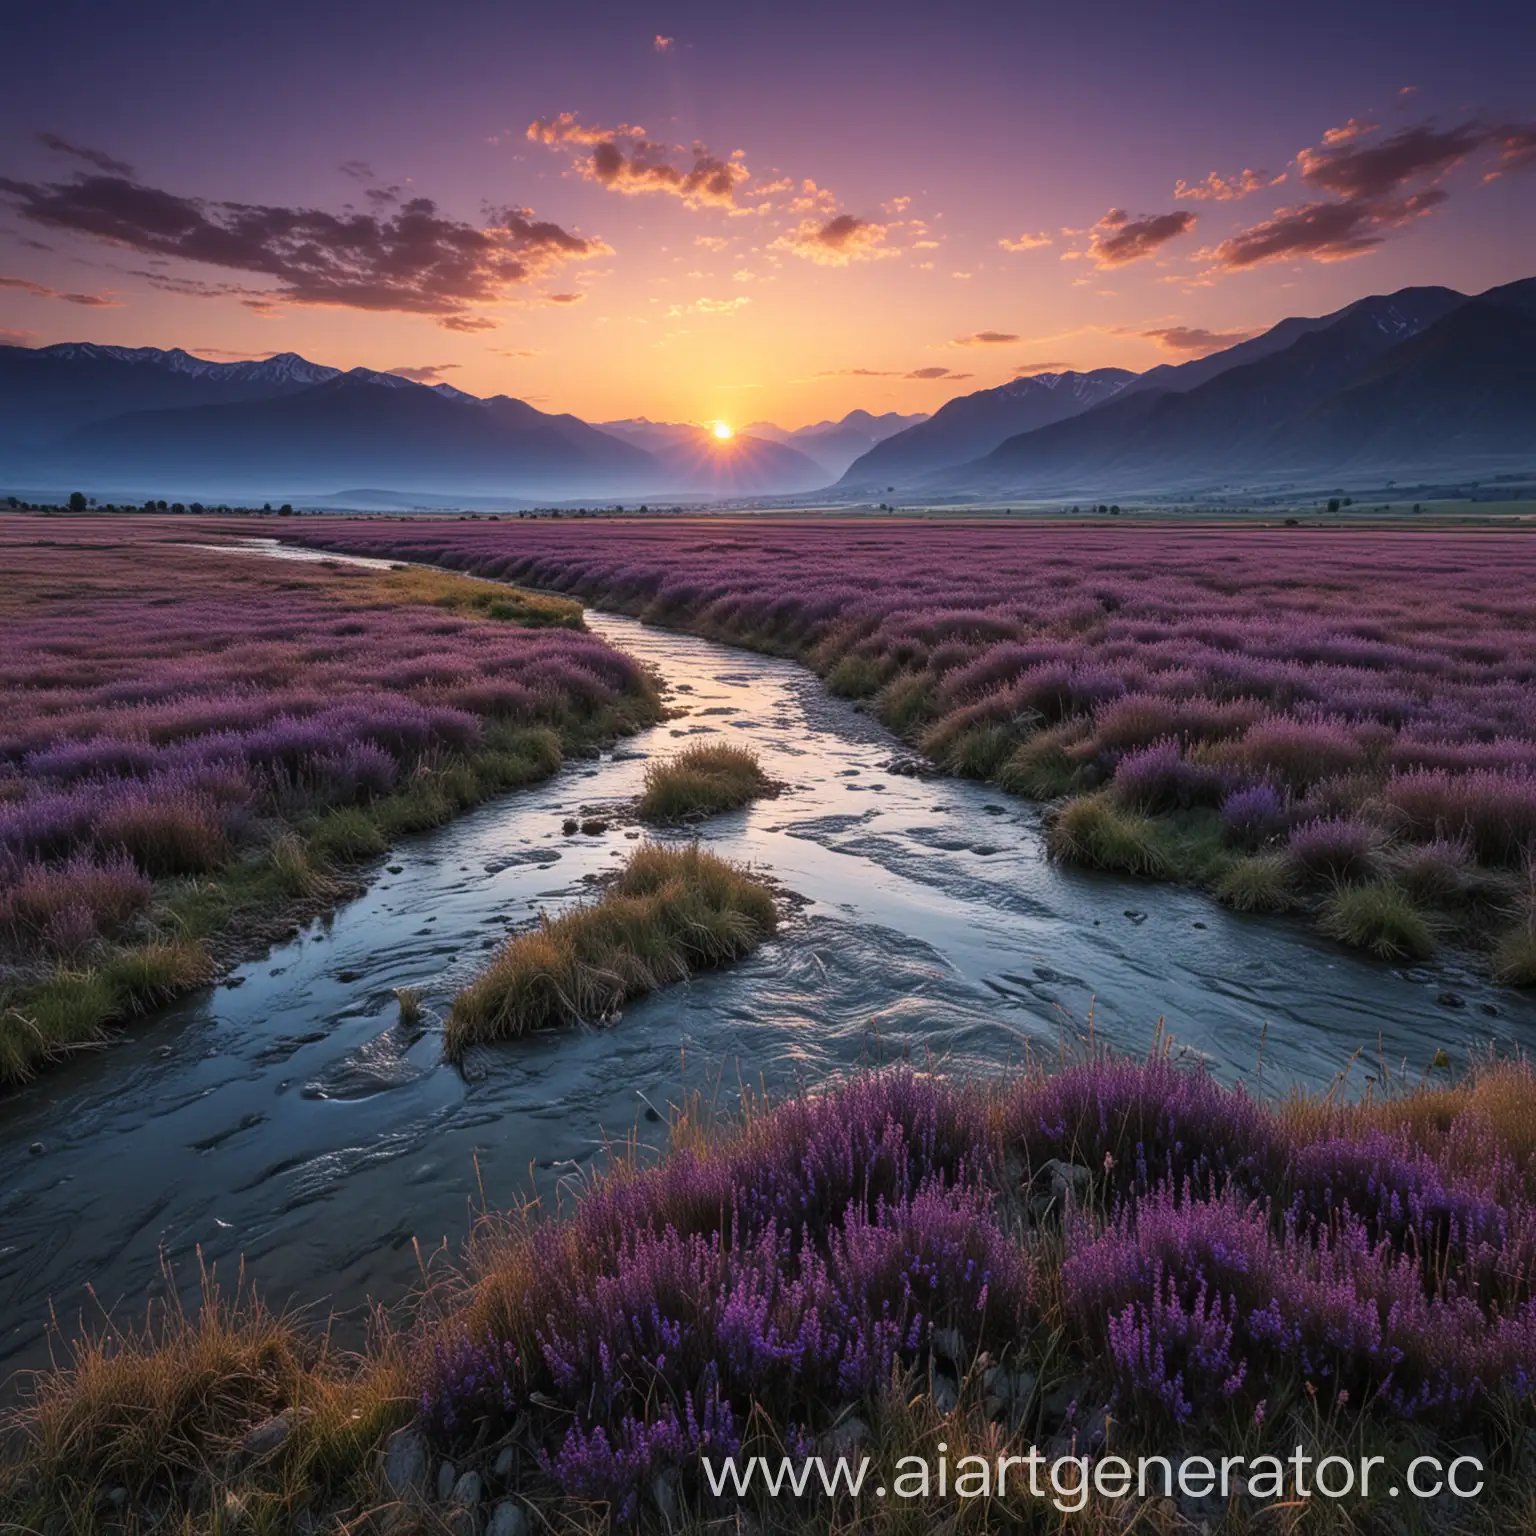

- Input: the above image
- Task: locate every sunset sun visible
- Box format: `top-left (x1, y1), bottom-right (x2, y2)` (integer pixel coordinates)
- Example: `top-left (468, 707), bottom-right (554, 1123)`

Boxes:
top-left (711, 421), bottom-right (734, 441)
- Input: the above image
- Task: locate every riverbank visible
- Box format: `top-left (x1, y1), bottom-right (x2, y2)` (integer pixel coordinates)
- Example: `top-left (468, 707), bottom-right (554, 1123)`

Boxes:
top-left (0, 519), bottom-right (663, 1083)
top-left (283, 517), bottom-right (1536, 983)
top-left (6, 1052), bottom-right (1535, 1533)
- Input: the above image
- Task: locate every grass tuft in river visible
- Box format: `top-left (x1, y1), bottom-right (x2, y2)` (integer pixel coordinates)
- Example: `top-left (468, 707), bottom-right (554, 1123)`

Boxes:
top-left (445, 842), bottom-right (776, 1055)
top-left (636, 741), bottom-right (775, 823)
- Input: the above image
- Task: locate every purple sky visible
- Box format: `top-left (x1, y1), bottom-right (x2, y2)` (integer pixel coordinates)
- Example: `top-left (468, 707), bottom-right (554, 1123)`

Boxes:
top-left (1, 0), bottom-right (1531, 425)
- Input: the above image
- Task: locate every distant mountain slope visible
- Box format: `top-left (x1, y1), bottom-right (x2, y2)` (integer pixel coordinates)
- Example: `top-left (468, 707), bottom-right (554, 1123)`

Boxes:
top-left (0, 343), bottom-right (341, 445)
top-left (943, 280), bottom-right (1533, 495)
top-left (743, 409), bottom-right (929, 478)
top-left (1273, 284), bottom-right (1536, 476)
top-left (53, 370), bottom-right (658, 496)
top-left (838, 370), bottom-right (1135, 487)
top-left (1120, 286), bottom-right (1465, 399)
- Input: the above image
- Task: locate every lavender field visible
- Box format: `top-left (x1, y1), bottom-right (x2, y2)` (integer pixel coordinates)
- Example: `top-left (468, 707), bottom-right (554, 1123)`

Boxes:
top-left (0, 519), bottom-right (660, 1080)
top-left (5, 512), bottom-right (1536, 1535)
top-left (292, 518), bottom-right (1536, 979)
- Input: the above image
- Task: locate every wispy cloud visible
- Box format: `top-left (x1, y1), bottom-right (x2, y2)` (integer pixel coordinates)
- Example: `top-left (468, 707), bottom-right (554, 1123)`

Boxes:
top-left (1172, 169), bottom-right (1284, 201)
top-left (998, 231), bottom-right (1051, 251)
top-left (1141, 324), bottom-right (1258, 354)
top-left (0, 272), bottom-right (121, 306)
top-left (949, 330), bottom-right (1020, 347)
top-left (387, 362), bottom-right (459, 382)
top-left (35, 132), bottom-right (133, 177)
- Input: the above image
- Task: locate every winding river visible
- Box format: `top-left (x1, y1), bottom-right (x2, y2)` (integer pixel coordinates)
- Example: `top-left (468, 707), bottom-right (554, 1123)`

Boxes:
top-left (3, 552), bottom-right (1533, 1378)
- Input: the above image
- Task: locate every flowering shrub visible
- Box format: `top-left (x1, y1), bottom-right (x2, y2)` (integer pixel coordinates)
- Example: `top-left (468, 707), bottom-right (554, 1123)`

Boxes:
top-left (398, 1061), bottom-right (1536, 1524)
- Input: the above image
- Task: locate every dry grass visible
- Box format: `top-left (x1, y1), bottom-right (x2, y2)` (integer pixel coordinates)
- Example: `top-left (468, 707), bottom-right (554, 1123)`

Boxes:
top-left (445, 842), bottom-right (777, 1054)
top-left (636, 742), bottom-right (775, 823)
top-left (0, 1260), bottom-right (408, 1534)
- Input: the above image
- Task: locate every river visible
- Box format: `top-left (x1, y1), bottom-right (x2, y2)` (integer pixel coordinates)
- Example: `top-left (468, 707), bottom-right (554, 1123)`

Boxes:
top-left (3, 555), bottom-right (1531, 1378)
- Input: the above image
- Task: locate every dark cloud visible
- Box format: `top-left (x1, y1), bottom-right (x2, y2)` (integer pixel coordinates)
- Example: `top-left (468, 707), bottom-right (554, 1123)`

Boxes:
top-left (1012, 360), bottom-right (1074, 375)
top-left (817, 367), bottom-right (904, 377)
top-left (1210, 191), bottom-right (1445, 269)
top-left (1204, 115), bottom-right (1534, 273)
top-left (35, 132), bottom-right (133, 177)
top-left (546, 291), bottom-right (586, 304)
top-left (1298, 121), bottom-right (1485, 199)
top-left (906, 365), bottom-right (970, 380)
top-left (0, 272), bottom-right (120, 306)
top-left (1088, 209), bottom-right (1196, 267)
top-left (1142, 324), bottom-right (1258, 354)
top-left (951, 330), bottom-right (1020, 346)
top-left (0, 172), bottom-right (604, 321)
top-left (439, 314), bottom-right (499, 332)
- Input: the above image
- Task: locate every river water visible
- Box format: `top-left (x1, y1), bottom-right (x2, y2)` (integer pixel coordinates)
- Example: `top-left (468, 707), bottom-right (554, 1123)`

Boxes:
top-left (3, 564), bottom-right (1532, 1378)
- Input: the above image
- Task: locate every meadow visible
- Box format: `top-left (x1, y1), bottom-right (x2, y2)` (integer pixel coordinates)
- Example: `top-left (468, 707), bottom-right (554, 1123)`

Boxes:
top-left (0, 518), bottom-right (661, 1080)
top-left (6, 1052), bottom-right (1536, 1533)
top-left (288, 518), bottom-right (1536, 981)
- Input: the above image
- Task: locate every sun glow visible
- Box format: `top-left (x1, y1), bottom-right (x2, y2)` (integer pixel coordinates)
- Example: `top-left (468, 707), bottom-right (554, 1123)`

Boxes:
top-left (711, 421), bottom-right (734, 441)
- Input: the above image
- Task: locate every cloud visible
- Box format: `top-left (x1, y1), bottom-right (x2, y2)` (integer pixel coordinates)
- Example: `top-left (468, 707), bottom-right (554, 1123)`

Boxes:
top-left (906, 365), bottom-right (966, 380)
top-left (546, 291), bottom-right (586, 304)
top-left (35, 132), bottom-right (133, 177)
top-left (1297, 120), bottom-right (1485, 199)
top-left (1198, 115), bottom-right (1534, 273)
top-left (1490, 122), bottom-right (1536, 176)
top-left (1320, 118), bottom-right (1378, 147)
top-left (1141, 324), bottom-right (1259, 354)
top-left (654, 34), bottom-right (674, 52)
top-left (668, 295), bottom-right (751, 315)
top-left (0, 273), bottom-right (121, 306)
top-left (1086, 208), bottom-right (1196, 267)
top-left (1012, 360), bottom-right (1074, 375)
top-left (387, 363), bottom-right (459, 382)
top-left (1208, 190), bottom-right (1445, 269)
top-left (438, 313), bottom-right (499, 332)
top-left (773, 213), bottom-right (894, 266)
top-left (492, 347), bottom-right (541, 358)
top-left (950, 330), bottom-right (1019, 346)
top-left (0, 328), bottom-right (37, 346)
top-left (529, 116), bottom-right (750, 210)
top-left (338, 160), bottom-right (376, 180)
top-left (999, 230), bottom-right (1051, 251)
top-left (817, 367), bottom-right (904, 377)
top-left (0, 171), bottom-right (604, 324)
top-left (1172, 169), bottom-right (1284, 201)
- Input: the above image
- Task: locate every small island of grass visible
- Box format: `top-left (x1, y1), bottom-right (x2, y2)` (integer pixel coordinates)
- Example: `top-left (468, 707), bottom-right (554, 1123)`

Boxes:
top-left (636, 742), bottom-right (776, 824)
top-left (445, 843), bottom-right (776, 1055)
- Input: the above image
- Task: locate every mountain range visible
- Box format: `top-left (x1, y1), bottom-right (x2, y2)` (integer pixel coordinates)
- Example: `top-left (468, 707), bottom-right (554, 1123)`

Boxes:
top-left (838, 370), bottom-right (1136, 488)
top-left (2, 274), bottom-right (1531, 503)
top-left (925, 279), bottom-right (1536, 497)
